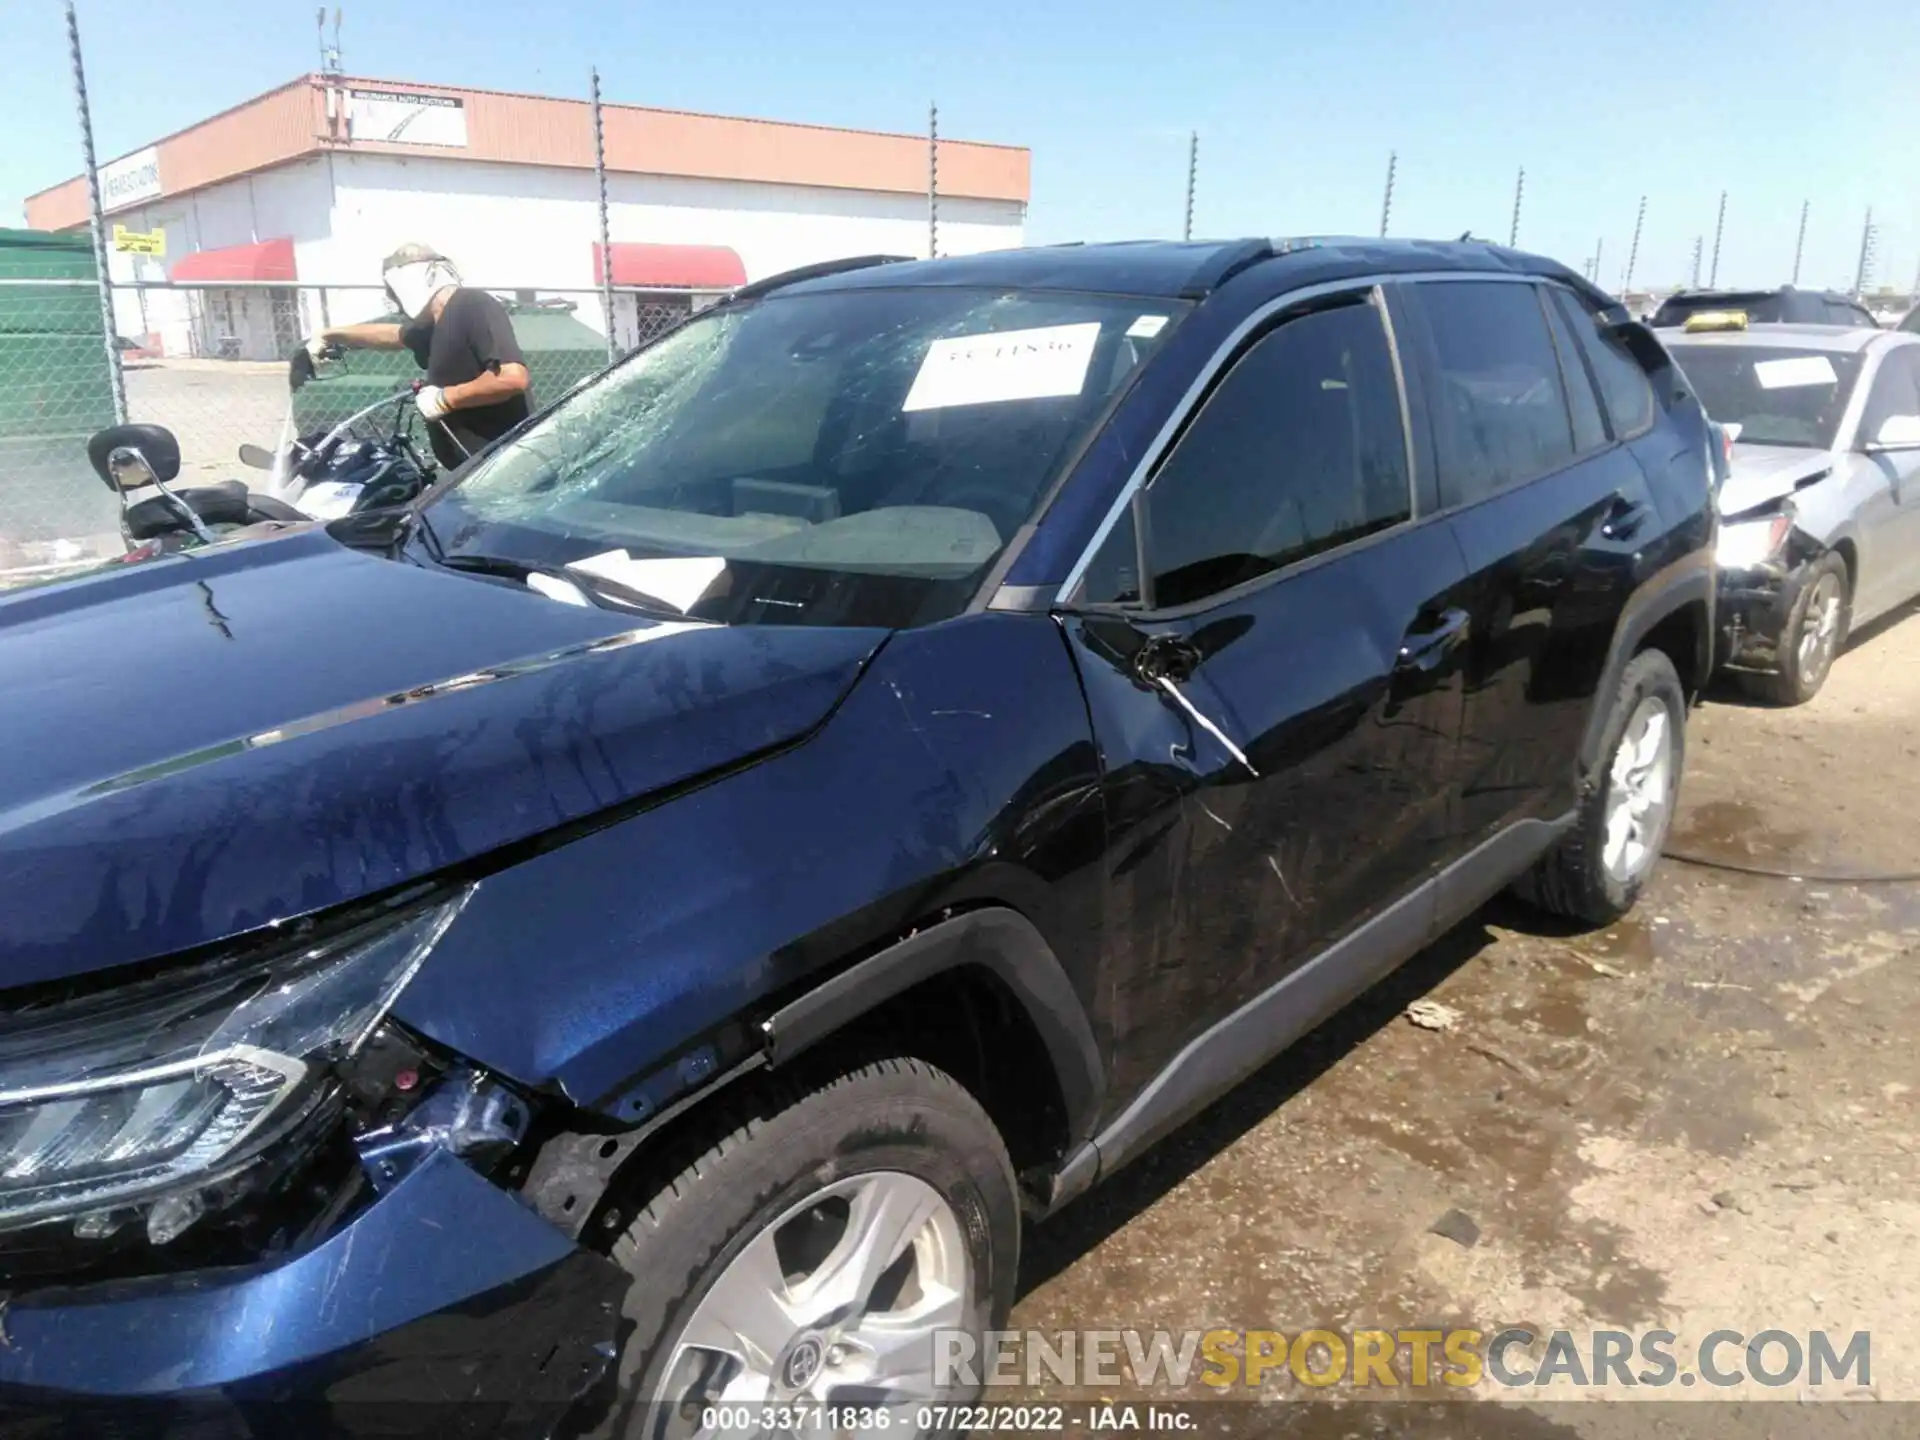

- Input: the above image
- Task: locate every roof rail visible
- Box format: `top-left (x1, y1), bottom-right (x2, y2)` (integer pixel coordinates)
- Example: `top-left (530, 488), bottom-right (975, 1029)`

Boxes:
top-left (731, 254), bottom-right (912, 301)
top-left (1179, 238), bottom-right (1273, 298)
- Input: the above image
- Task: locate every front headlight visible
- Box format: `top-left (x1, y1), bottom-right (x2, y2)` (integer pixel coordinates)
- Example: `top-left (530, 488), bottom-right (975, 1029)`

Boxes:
top-left (1716, 507), bottom-right (1794, 570)
top-left (0, 890), bottom-right (469, 1239)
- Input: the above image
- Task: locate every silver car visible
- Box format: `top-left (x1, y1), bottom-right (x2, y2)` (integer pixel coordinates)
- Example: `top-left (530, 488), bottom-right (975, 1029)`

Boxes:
top-left (1666, 322), bottom-right (1920, 703)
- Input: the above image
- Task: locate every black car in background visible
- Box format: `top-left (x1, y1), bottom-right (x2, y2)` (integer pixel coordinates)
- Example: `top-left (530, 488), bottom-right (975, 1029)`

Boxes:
top-left (0, 239), bottom-right (1716, 1434)
top-left (1651, 286), bottom-right (1879, 330)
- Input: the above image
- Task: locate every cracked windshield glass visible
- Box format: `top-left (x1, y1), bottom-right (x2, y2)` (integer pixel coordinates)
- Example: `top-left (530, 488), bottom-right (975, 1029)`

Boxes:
top-left (430, 288), bottom-right (1185, 627)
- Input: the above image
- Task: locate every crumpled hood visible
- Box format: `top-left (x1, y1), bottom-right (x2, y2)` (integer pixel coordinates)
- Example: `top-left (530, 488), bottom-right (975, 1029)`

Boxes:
top-left (1718, 444), bottom-right (1832, 520)
top-left (0, 529), bottom-right (884, 988)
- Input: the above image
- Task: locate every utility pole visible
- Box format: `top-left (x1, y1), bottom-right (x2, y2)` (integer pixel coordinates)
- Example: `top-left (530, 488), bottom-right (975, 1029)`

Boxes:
top-left (927, 101), bottom-right (939, 261)
top-left (1623, 196), bottom-right (1646, 295)
top-left (63, 0), bottom-right (125, 423)
top-left (1853, 207), bottom-right (1877, 298)
top-left (589, 67), bottom-right (617, 361)
top-left (1379, 151), bottom-right (1397, 238)
top-left (1508, 166), bottom-right (1524, 248)
top-left (1791, 199), bottom-right (1809, 285)
top-left (1591, 237), bottom-right (1604, 283)
top-left (1183, 131), bottom-right (1198, 242)
top-left (1690, 236), bottom-right (1703, 289)
top-left (1709, 190), bottom-right (1727, 287)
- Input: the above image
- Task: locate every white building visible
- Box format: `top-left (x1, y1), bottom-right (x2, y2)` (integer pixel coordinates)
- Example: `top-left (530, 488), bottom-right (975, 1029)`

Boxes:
top-left (27, 75), bottom-right (1030, 360)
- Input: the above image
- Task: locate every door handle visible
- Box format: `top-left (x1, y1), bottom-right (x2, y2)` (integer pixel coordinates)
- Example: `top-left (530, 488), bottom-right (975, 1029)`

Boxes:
top-left (1396, 608), bottom-right (1471, 674)
top-left (1602, 494), bottom-right (1651, 541)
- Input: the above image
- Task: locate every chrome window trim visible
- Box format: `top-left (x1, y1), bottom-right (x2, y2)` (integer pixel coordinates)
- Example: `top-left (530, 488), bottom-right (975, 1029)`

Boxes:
top-left (1052, 268), bottom-right (1541, 607)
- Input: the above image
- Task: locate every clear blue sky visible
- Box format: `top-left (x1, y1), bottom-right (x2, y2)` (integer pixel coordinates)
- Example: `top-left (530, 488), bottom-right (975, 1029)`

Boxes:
top-left (6, 0), bottom-right (1916, 295)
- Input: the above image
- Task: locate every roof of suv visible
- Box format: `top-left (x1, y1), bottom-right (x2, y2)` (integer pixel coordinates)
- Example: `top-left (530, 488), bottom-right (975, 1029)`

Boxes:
top-left (768, 237), bottom-right (1596, 302)
top-left (1663, 323), bottom-right (1909, 355)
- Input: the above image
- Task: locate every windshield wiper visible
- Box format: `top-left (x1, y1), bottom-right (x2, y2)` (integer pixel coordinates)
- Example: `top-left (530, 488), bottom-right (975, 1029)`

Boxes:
top-left (438, 552), bottom-right (688, 621)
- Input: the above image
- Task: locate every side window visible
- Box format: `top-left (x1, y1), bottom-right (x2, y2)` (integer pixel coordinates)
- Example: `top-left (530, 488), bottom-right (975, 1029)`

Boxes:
top-left (1141, 295), bottom-right (1411, 609)
top-left (1079, 502), bottom-right (1142, 605)
top-left (1410, 280), bottom-right (1575, 507)
top-left (1541, 289), bottom-right (1609, 454)
top-left (1859, 350), bottom-right (1920, 447)
top-left (1552, 287), bottom-right (1658, 441)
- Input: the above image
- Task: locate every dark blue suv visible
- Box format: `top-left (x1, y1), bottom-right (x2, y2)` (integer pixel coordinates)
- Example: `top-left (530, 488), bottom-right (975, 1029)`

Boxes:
top-left (0, 239), bottom-right (1714, 1435)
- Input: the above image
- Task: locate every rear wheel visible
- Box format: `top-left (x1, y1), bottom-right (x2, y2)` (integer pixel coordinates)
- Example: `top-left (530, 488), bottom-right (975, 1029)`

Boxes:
top-left (1514, 648), bottom-right (1685, 926)
top-left (1746, 554), bottom-right (1849, 706)
top-left (601, 1057), bottom-right (1019, 1439)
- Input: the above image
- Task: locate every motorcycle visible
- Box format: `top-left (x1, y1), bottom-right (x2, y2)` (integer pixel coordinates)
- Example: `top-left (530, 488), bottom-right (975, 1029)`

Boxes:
top-left (86, 422), bottom-right (308, 559)
top-left (234, 344), bottom-right (441, 521)
top-left (84, 346), bottom-right (443, 558)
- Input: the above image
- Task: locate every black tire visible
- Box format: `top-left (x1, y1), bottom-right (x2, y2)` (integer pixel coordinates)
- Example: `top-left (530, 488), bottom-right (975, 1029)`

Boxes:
top-left (598, 1056), bottom-right (1019, 1440)
top-left (1745, 553), bottom-right (1850, 706)
top-left (1513, 648), bottom-right (1686, 926)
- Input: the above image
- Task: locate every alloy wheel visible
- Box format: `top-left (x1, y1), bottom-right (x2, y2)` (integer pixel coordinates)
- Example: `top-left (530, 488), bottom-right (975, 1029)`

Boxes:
top-left (653, 1170), bottom-right (969, 1437)
top-left (1797, 572), bottom-right (1844, 692)
top-left (1602, 695), bottom-right (1674, 884)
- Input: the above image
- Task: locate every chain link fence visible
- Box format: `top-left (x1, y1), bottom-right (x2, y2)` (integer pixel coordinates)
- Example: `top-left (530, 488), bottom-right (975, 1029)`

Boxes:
top-left (1, 276), bottom-right (720, 573)
top-left (0, 272), bottom-right (122, 569)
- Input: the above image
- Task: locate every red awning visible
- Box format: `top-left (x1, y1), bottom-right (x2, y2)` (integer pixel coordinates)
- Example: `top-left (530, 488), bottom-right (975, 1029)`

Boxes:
top-left (593, 243), bottom-right (746, 290)
top-left (170, 237), bottom-right (297, 283)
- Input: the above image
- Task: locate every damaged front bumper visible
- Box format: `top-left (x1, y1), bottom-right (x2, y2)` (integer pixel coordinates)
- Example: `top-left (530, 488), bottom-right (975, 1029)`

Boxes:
top-left (0, 1151), bottom-right (628, 1437)
top-left (1714, 525), bottom-right (1828, 675)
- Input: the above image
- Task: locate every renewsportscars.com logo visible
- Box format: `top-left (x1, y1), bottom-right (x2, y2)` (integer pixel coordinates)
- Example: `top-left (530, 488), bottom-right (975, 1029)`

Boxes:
top-left (935, 1327), bottom-right (1873, 1392)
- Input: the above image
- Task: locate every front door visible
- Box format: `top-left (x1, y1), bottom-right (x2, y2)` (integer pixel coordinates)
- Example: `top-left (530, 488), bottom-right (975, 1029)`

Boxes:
top-left (1060, 287), bottom-right (1471, 1105)
top-left (1854, 347), bottom-right (1920, 619)
top-left (1391, 277), bottom-right (1657, 844)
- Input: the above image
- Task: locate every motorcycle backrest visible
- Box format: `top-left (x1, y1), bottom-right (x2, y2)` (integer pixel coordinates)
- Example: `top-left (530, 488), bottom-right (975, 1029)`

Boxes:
top-left (87, 424), bottom-right (181, 489)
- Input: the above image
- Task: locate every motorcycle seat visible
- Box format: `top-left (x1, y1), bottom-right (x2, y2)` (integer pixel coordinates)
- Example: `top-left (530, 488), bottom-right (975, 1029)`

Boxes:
top-left (126, 482), bottom-right (306, 540)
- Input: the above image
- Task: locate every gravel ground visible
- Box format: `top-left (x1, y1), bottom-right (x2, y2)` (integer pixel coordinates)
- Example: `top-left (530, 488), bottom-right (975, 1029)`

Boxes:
top-left (1007, 602), bottom-right (1920, 1432)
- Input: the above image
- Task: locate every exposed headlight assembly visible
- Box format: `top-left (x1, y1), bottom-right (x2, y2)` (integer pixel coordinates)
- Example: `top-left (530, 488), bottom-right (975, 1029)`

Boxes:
top-left (1716, 503), bottom-right (1795, 570)
top-left (0, 890), bottom-right (469, 1241)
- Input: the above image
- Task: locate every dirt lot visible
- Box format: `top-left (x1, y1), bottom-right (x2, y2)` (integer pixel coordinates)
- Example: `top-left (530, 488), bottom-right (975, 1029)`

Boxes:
top-left (1008, 603), bottom-right (1920, 1432)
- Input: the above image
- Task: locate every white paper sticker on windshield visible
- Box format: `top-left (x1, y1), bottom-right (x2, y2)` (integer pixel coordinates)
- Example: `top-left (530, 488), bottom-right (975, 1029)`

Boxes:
top-left (903, 322), bottom-right (1101, 412)
top-left (568, 551), bottom-right (727, 612)
top-left (1126, 313), bottom-right (1170, 339)
top-left (1754, 355), bottom-right (1839, 390)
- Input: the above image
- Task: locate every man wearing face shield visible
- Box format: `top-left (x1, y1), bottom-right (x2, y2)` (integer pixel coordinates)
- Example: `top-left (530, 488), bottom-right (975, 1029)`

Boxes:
top-left (310, 244), bottom-right (531, 468)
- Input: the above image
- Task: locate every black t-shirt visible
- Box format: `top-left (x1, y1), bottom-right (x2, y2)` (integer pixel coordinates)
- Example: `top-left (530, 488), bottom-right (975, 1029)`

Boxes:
top-left (401, 289), bottom-right (532, 467)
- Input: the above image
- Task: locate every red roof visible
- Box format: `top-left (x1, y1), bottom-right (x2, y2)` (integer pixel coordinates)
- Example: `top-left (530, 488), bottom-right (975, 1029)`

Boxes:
top-left (170, 237), bottom-right (297, 283)
top-left (593, 243), bottom-right (746, 290)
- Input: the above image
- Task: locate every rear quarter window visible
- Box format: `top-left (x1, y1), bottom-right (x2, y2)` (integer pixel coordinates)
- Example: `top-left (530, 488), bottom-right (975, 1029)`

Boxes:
top-left (1551, 288), bottom-right (1658, 441)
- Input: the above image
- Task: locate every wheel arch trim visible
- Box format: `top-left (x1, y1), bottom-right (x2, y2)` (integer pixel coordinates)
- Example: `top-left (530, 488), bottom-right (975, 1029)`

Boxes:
top-left (1579, 553), bottom-right (1715, 779)
top-left (761, 907), bottom-right (1106, 1151)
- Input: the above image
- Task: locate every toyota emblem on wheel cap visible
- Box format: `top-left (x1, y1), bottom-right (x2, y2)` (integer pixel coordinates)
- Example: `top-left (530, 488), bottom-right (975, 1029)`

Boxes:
top-left (783, 1337), bottom-right (823, 1390)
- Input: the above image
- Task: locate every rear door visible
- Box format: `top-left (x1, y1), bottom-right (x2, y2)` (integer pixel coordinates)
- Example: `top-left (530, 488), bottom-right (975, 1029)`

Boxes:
top-left (1060, 285), bottom-right (1471, 1103)
top-left (1393, 276), bottom-right (1654, 846)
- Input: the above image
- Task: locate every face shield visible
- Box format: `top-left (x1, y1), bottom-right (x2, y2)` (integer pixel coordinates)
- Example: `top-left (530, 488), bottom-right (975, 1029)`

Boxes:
top-left (383, 257), bottom-right (461, 320)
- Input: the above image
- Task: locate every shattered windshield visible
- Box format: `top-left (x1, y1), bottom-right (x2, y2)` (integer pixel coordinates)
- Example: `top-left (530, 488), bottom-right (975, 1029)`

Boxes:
top-left (427, 286), bottom-right (1186, 628)
top-left (1670, 345), bottom-right (1864, 449)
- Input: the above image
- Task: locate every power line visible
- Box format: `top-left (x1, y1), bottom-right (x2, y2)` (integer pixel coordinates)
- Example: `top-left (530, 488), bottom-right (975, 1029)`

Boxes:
top-left (1791, 199), bottom-right (1809, 286)
top-left (1379, 151), bottom-right (1397, 238)
top-left (1508, 166), bottom-right (1524, 248)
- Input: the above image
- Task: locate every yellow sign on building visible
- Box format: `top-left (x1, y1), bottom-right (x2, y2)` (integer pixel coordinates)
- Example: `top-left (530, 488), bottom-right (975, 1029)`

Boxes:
top-left (112, 225), bottom-right (166, 257)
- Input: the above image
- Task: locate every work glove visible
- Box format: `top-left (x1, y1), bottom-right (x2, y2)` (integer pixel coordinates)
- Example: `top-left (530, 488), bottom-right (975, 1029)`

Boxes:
top-left (415, 385), bottom-right (452, 423)
top-left (302, 333), bottom-right (331, 363)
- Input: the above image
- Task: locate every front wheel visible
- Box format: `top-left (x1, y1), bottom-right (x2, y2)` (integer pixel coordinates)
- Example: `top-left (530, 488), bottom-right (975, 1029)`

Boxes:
top-left (602, 1057), bottom-right (1020, 1440)
top-left (1747, 553), bottom-right (1849, 706)
top-left (1514, 648), bottom-right (1685, 926)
